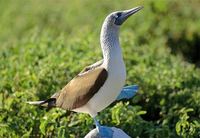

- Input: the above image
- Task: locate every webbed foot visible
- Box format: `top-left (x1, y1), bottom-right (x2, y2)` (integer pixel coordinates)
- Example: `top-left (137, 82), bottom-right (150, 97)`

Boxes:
top-left (94, 118), bottom-right (113, 138)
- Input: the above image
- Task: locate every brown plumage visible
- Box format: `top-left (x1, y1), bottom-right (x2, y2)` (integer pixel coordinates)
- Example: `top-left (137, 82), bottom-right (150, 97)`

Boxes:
top-left (50, 67), bottom-right (108, 110)
top-left (28, 60), bottom-right (107, 111)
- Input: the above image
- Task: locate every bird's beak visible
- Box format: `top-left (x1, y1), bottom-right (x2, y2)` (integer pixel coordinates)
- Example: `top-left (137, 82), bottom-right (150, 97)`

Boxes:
top-left (115, 6), bottom-right (143, 25)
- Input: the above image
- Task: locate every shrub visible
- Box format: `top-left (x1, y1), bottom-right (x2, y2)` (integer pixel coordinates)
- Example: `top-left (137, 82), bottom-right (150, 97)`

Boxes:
top-left (0, 0), bottom-right (200, 137)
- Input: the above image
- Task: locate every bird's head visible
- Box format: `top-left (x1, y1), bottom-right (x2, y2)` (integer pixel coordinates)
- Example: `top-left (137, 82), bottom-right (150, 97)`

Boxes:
top-left (104, 6), bottom-right (143, 27)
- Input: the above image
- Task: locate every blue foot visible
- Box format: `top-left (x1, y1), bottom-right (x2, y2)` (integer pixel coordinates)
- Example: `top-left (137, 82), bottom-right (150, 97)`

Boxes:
top-left (94, 118), bottom-right (113, 138)
top-left (116, 85), bottom-right (139, 101)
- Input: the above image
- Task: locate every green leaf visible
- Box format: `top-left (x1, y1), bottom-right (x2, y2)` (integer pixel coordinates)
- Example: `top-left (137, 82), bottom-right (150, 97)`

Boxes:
top-left (39, 120), bottom-right (48, 135)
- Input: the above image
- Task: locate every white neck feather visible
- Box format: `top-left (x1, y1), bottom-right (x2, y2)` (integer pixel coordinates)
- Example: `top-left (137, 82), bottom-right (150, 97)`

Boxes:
top-left (100, 21), bottom-right (123, 68)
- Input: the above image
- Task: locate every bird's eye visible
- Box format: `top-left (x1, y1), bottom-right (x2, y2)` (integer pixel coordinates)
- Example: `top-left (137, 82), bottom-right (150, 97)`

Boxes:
top-left (116, 13), bottom-right (122, 18)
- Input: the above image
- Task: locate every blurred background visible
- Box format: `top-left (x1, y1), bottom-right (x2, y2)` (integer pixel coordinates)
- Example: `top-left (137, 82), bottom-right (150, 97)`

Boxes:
top-left (0, 0), bottom-right (200, 137)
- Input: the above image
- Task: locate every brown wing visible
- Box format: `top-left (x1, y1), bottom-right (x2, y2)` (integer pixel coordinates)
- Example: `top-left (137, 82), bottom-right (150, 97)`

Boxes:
top-left (79, 60), bottom-right (103, 75)
top-left (54, 67), bottom-right (107, 110)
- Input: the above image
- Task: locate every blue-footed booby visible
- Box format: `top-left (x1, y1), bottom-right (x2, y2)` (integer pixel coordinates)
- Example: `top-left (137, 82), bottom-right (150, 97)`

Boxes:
top-left (28, 6), bottom-right (142, 137)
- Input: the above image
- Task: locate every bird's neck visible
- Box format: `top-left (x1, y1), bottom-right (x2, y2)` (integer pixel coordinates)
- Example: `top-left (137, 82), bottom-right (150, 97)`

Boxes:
top-left (100, 24), bottom-right (123, 67)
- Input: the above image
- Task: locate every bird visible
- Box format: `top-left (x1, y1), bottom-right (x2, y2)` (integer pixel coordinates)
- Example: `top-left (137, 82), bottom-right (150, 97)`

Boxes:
top-left (28, 6), bottom-right (142, 137)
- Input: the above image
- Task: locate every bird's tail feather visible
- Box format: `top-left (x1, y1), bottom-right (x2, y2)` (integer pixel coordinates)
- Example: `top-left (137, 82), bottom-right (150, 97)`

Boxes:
top-left (27, 101), bottom-right (45, 105)
top-left (27, 98), bottom-right (56, 108)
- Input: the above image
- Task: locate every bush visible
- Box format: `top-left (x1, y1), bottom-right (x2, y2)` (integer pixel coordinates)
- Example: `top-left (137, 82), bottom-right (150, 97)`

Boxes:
top-left (0, 0), bottom-right (200, 137)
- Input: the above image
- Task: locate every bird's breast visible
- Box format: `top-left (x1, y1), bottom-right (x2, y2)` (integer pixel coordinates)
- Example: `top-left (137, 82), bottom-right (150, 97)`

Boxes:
top-left (106, 57), bottom-right (126, 79)
top-left (108, 61), bottom-right (126, 87)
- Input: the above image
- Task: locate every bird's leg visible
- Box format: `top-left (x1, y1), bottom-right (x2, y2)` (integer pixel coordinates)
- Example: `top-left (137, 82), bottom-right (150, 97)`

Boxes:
top-left (93, 117), bottom-right (113, 138)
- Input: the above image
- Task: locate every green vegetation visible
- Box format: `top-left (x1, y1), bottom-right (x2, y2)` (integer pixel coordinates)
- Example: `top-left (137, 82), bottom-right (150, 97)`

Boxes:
top-left (0, 0), bottom-right (200, 137)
